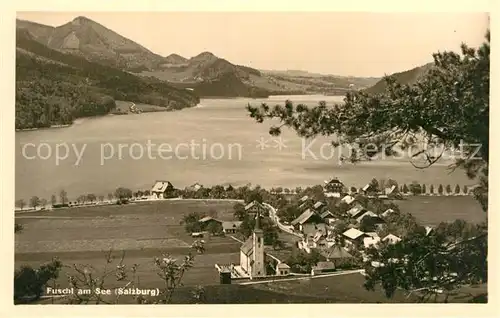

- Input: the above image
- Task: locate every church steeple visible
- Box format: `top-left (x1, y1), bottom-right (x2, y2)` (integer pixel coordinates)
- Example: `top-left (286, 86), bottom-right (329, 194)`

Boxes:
top-left (254, 208), bottom-right (263, 233)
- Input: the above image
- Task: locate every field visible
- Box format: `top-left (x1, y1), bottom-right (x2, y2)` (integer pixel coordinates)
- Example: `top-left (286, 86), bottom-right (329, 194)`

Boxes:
top-left (396, 196), bottom-right (486, 226)
top-left (15, 200), bottom-right (241, 288)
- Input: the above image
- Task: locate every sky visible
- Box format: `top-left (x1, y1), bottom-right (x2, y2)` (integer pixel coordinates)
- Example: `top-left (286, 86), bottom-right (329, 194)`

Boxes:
top-left (16, 12), bottom-right (489, 77)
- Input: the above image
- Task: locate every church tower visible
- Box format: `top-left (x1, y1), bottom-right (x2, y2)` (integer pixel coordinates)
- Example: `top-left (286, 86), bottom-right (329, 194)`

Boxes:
top-left (251, 210), bottom-right (266, 277)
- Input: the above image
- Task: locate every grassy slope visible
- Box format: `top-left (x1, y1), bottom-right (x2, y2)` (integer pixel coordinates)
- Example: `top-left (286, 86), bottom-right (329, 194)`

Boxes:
top-left (363, 63), bottom-right (434, 95)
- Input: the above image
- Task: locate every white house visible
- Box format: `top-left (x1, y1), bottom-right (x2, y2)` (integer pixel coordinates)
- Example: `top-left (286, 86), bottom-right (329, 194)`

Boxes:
top-left (151, 180), bottom-right (174, 199)
top-left (341, 195), bottom-right (356, 205)
top-left (382, 234), bottom-right (402, 245)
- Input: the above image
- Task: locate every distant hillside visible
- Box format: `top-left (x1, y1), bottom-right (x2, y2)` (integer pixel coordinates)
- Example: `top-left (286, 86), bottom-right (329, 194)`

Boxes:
top-left (16, 16), bottom-right (167, 71)
top-left (15, 28), bottom-right (199, 129)
top-left (364, 63), bottom-right (434, 95)
top-left (17, 16), bottom-right (382, 98)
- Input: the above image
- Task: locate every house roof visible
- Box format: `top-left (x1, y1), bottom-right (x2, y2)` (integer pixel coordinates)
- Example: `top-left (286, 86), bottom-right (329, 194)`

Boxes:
top-left (302, 223), bottom-right (327, 237)
top-left (341, 195), bottom-right (355, 205)
top-left (291, 209), bottom-right (316, 226)
top-left (365, 232), bottom-right (380, 239)
top-left (313, 201), bottom-right (325, 209)
top-left (321, 246), bottom-right (353, 259)
top-left (320, 210), bottom-right (335, 219)
top-left (313, 261), bottom-right (336, 271)
top-left (385, 185), bottom-right (397, 195)
top-left (355, 211), bottom-right (380, 223)
top-left (383, 234), bottom-right (402, 244)
top-left (299, 195), bottom-right (309, 203)
top-left (362, 183), bottom-right (371, 192)
top-left (199, 216), bottom-right (220, 223)
top-left (277, 263), bottom-right (291, 269)
top-left (381, 208), bottom-right (395, 217)
top-left (240, 237), bottom-right (253, 255)
top-left (244, 200), bottom-right (265, 211)
top-left (363, 236), bottom-right (381, 248)
top-left (342, 228), bottom-right (365, 240)
top-left (425, 226), bottom-right (434, 236)
top-left (347, 204), bottom-right (366, 218)
top-left (222, 221), bottom-right (243, 230)
top-left (151, 180), bottom-right (173, 193)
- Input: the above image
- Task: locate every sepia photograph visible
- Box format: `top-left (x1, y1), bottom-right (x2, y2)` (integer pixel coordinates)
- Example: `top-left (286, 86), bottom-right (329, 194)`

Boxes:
top-left (9, 7), bottom-right (490, 308)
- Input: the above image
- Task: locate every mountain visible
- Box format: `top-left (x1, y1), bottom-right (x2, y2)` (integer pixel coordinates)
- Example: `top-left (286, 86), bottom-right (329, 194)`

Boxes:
top-left (363, 63), bottom-right (434, 95)
top-left (17, 16), bottom-right (380, 98)
top-left (15, 28), bottom-right (199, 130)
top-left (16, 16), bottom-right (167, 71)
top-left (163, 53), bottom-right (188, 65)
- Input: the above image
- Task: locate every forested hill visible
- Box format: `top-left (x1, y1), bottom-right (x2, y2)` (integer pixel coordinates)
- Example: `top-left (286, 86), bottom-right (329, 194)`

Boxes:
top-left (363, 63), bottom-right (434, 95)
top-left (15, 29), bottom-right (200, 130)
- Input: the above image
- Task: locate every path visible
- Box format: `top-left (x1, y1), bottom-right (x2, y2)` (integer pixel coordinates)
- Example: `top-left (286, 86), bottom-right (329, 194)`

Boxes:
top-left (238, 269), bottom-right (364, 285)
top-left (263, 203), bottom-right (303, 239)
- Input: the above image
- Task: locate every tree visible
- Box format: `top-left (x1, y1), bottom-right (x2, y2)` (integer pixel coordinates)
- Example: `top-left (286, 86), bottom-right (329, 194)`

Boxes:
top-left (463, 185), bottom-right (469, 195)
top-left (360, 216), bottom-right (378, 232)
top-left (59, 190), bottom-right (68, 205)
top-left (50, 194), bottom-right (57, 206)
top-left (402, 184), bottom-right (409, 194)
top-left (206, 222), bottom-right (223, 236)
top-left (421, 184), bottom-right (426, 194)
top-left (29, 196), bottom-right (40, 209)
top-left (233, 203), bottom-right (246, 221)
top-left (429, 184), bottom-right (434, 194)
top-left (40, 198), bottom-right (48, 208)
top-left (455, 184), bottom-right (461, 194)
top-left (98, 195), bottom-right (105, 202)
top-left (107, 193), bottom-right (114, 202)
top-left (115, 187), bottom-right (132, 200)
top-left (409, 182), bottom-right (422, 195)
top-left (86, 193), bottom-right (97, 203)
top-left (14, 259), bottom-right (62, 303)
top-left (180, 212), bottom-right (202, 233)
top-left (438, 184), bottom-right (444, 195)
top-left (350, 186), bottom-right (357, 193)
top-left (445, 184), bottom-right (452, 194)
top-left (369, 178), bottom-right (380, 193)
top-left (247, 31), bottom-right (489, 302)
top-left (16, 199), bottom-right (26, 210)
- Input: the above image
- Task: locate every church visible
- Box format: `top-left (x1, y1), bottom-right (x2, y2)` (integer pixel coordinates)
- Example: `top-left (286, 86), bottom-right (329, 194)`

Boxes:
top-left (239, 212), bottom-right (266, 278)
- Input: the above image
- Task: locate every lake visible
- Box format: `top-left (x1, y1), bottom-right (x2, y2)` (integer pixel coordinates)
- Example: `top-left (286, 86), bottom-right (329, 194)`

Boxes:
top-left (16, 95), bottom-right (473, 201)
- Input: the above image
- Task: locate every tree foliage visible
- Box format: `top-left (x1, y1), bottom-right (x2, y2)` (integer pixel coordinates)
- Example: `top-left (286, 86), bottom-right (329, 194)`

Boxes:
top-left (247, 31), bottom-right (489, 301)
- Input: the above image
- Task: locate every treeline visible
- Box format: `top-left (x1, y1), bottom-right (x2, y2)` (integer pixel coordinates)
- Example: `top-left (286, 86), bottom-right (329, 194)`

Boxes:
top-left (15, 30), bottom-right (200, 129)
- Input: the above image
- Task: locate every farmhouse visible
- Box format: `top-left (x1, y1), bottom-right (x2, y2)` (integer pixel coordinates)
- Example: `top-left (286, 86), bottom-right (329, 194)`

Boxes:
top-left (244, 200), bottom-right (268, 216)
top-left (311, 261), bottom-right (336, 275)
top-left (320, 246), bottom-right (354, 267)
top-left (381, 208), bottom-right (396, 218)
top-left (363, 235), bottom-right (381, 249)
top-left (356, 211), bottom-right (384, 224)
top-left (198, 216), bottom-right (222, 231)
top-left (150, 180), bottom-right (175, 199)
top-left (291, 209), bottom-right (324, 232)
top-left (222, 221), bottom-right (243, 234)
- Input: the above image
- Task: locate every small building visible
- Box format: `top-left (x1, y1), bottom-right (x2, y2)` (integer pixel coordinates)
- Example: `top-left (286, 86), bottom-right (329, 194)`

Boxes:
top-left (356, 211), bottom-right (384, 224)
top-left (341, 195), bottom-right (356, 205)
top-left (291, 209), bottom-right (324, 232)
top-left (215, 264), bottom-right (232, 284)
top-left (342, 228), bottom-right (367, 247)
top-left (276, 263), bottom-right (291, 276)
top-left (198, 216), bottom-right (222, 231)
top-left (320, 210), bottom-right (336, 224)
top-left (382, 234), bottom-right (402, 245)
top-left (320, 246), bottom-right (354, 267)
top-left (363, 235), bottom-right (381, 249)
top-left (222, 221), bottom-right (243, 234)
top-left (298, 195), bottom-right (310, 203)
top-left (311, 261), bottom-right (336, 275)
top-left (381, 208), bottom-right (396, 218)
top-left (312, 201), bottom-right (326, 211)
top-left (346, 204), bottom-right (367, 219)
top-left (151, 180), bottom-right (175, 199)
top-left (188, 182), bottom-right (203, 191)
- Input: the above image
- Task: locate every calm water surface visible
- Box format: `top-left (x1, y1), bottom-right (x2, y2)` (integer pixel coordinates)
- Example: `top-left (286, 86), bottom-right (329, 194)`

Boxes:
top-left (16, 95), bottom-right (471, 200)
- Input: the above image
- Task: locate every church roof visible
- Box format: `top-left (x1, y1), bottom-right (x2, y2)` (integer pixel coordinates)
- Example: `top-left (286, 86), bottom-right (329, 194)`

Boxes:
top-left (240, 237), bottom-right (253, 255)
